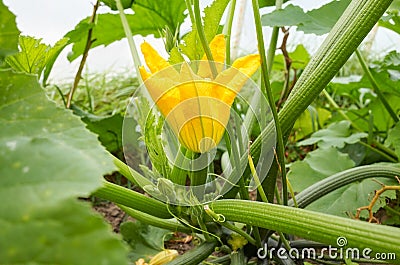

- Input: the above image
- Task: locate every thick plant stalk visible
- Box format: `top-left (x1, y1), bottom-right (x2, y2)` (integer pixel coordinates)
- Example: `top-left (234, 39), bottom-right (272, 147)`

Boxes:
top-left (211, 200), bottom-right (400, 262)
top-left (251, 0), bottom-right (393, 157)
top-left (93, 181), bottom-right (171, 219)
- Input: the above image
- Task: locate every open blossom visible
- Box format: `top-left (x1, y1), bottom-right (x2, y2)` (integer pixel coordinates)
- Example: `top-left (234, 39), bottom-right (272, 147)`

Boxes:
top-left (139, 34), bottom-right (260, 153)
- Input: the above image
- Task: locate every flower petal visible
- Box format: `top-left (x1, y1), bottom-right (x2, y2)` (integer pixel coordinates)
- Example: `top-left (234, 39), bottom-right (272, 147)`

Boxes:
top-left (140, 42), bottom-right (171, 74)
top-left (197, 34), bottom-right (226, 78)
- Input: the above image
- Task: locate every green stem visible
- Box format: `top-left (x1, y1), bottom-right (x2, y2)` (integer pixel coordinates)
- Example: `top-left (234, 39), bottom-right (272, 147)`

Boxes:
top-left (93, 180), bottom-right (171, 219)
top-left (358, 141), bottom-right (397, 163)
top-left (204, 205), bottom-right (257, 246)
top-left (170, 146), bottom-right (189, 185)
top-left (251, 0), bottom-right (288, 205)
top-left (223, 0), bottom-right (237, 66)
top-left (184, 0), bottom-right (196, 26)
top-left (248, 154), bottom-right (268, 203)
top-left (384, 205), bottom-right (400, 217)
top-left (193, 0), bottom-right (218, 78)
top-left (112, 155), bottom-right (154, 188)
top-left (211, 200), bottom-right (400, 261)
top-left (116, 0), bottom-right (143, 85)
top-left (355, 49), bottom-right (399, 123)
top-left (266, 0), bottom-right (283, 72)
top-left (118, 204), bottom-right (192, 233)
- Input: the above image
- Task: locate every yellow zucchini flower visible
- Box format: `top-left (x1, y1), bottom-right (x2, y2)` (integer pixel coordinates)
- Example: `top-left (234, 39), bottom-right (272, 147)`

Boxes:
top-left (139, 34), bottom-right (260, 153)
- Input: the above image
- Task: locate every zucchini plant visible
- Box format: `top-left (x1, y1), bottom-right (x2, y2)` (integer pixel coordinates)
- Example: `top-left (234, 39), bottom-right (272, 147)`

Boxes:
top-left (1, 0), bottom-right (400, 264)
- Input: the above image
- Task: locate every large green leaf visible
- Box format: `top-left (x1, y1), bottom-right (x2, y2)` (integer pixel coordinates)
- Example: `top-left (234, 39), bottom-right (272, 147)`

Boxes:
top-left (6, 36), bottom-right (69, 82)
top-left (67, 0), bottom-right (187, 61)
top-left (0, 0), bottom-right (20, 58)
top-left (170, 0), bottom-right (230, 63)
top-left (288, 147), bottom-right (397, 218)
top-left (0, 70), bottom-right (128, 264)
top-left (261, 0), bottom-right (351, 35)
top-left (298, 120), bottom-right (368, 149)
top-left (307, 178), bottom-right (397, 218)
top-left (120, 221), bottom-right (170, 262)
top-left (288, 147), bottom-right (355, 191)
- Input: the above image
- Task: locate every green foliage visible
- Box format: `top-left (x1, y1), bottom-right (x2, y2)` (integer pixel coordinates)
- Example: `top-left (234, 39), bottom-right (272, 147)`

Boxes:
top-left (83, 114), bottom-right (125, 154)
top-left (273, 44), bottom-right (310, 71)
top-left (261, 0), bottom-right (351, 35)
top-left (380, 10), bottom-right (400, 35)
top-left (329, 69), bottom-right (400, 132)
top-left (120, 221), bottom-right (171, 262)
top-left (288, 146), bottom-right (397, 218)
top-left (307, 177), bottom-right (398, 218)
top-left (5, 36), bottom-right (68, 83)
top-left (386, 122), bottom-right (400, 158)
top-left (0, 70), bottom-right (127, 264)
top-left (0, 0), bottom-right (20, 59)
top-left (292, 107), bottom-right (331, 141)
top-left (298, 120), bottom-right (368, 149)
top-left (288, 147), bottom-right (356, 191)
top-left (66, 0), bottom-right (187, 61)
top-left (170, 0), bottom-right (230, 63)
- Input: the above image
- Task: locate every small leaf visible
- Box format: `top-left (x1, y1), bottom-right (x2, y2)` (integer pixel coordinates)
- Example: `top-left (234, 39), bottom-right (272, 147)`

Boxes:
top-left (261, 0), bottom-right (351, 35)
top-left (298, 121), bottom-right (368, 149)
top-left (120, 221), bottom-right (171, 262)
top-left (6, 36), bottom-right (68, 80)
top-left (0, 1), bottom-right (20, 58)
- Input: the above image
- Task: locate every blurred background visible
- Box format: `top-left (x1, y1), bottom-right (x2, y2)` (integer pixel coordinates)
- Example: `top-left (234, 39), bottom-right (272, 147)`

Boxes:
top-left (4, 0), bottom-right (400, 81)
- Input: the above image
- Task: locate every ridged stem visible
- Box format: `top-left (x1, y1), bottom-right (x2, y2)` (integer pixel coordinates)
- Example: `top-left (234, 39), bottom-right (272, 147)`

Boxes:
top-left (211, 199), bottom-right (400, 261)
top-left (93, 180), bottom-right (171, 219)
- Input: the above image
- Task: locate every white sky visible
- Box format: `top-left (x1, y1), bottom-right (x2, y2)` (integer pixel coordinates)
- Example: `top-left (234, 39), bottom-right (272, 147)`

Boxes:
top-left (4, 0), bottom-right (400, 81)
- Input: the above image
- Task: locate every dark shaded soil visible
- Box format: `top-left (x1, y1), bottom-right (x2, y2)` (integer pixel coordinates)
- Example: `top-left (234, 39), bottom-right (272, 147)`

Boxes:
top-left (93, 201), bottom-right (128, 233)
top-left (93, 201), bottom-right (195, 253)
